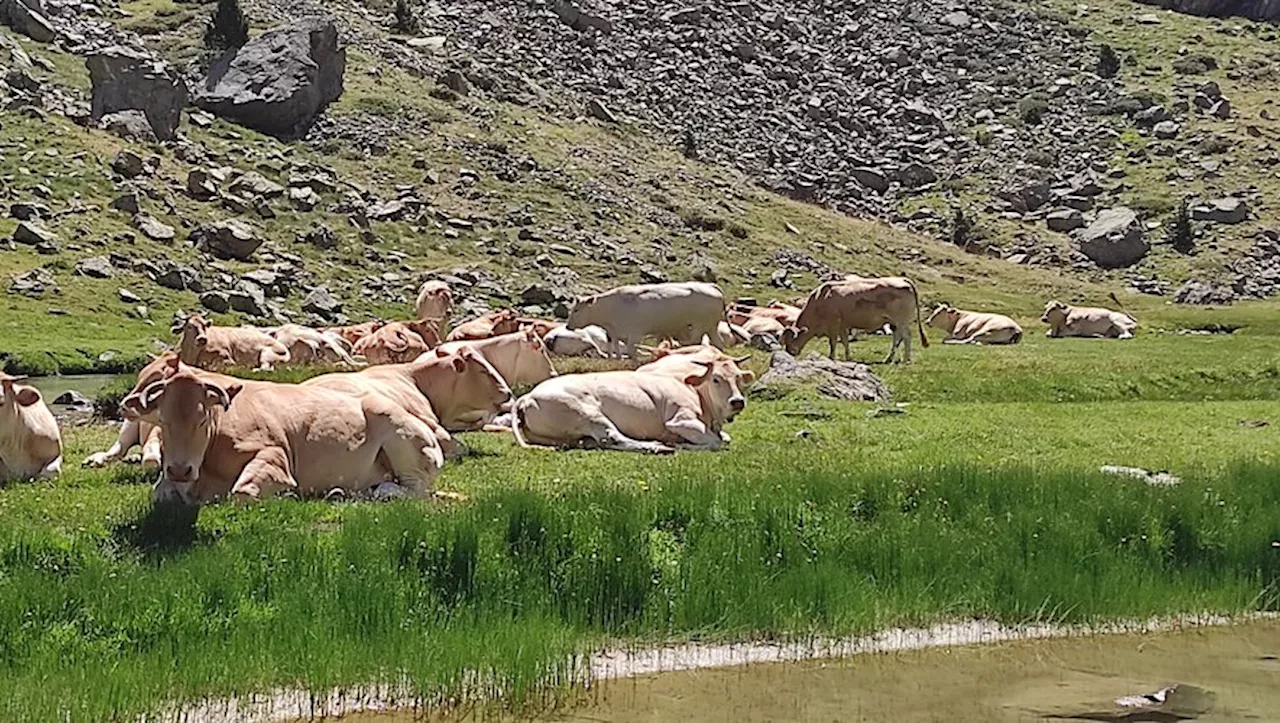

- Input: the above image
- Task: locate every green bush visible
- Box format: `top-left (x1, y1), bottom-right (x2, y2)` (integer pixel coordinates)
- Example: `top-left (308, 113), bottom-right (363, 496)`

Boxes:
top-left (204, 0), bottom-right (248, 50)
top-left (1168, 198), bottom-right (1196, 255)
top-left (1097, 44), bottom-right (1121, 78)
top-left (1017, 93), bottom-right (1051, 125)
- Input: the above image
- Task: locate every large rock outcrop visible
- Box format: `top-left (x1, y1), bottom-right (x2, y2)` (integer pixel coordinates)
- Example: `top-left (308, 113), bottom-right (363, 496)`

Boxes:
top-left (1135, 0), bottom-right (1280, 21)
top-left (1, 0), bottom-right (56, 43)
top-left (1074, 207), bottom-right (1150, 269)
top-left (86, 46), bottom-right (187, 142)
top-left (194, 17), bottom-right (346, 140)
top-left (754, 352), bottom-right (890, 402)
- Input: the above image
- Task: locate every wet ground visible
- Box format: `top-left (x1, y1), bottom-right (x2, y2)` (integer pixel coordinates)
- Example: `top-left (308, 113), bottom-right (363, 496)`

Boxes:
top-left (331, 622), bottom-right (1279, 722)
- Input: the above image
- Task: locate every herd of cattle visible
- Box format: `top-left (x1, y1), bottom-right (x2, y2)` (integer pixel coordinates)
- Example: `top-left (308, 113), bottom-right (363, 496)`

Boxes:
top-left (0, 275), bottom-right (1140, 503)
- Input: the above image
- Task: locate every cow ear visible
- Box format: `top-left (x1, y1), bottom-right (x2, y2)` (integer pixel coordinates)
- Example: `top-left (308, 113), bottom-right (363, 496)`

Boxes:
top-left (683, 362), bottom-right (713, 387)
top-left (14, 387), bottom-right (40, 407)
top-left (740, 371), bottom-right (756, 385)
top-left (166, 354), bottom-right (181, 371)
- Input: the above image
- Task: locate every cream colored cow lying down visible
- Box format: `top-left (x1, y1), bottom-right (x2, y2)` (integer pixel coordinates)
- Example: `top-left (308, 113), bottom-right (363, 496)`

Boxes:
top-left (511, 361), bottom-right (747, 454)
top-left (926, 305), bottom-right (1023, 345)
top-left (1042, 300), bottom-right (1136, 339)
top-left (0, 373), bottom-right (62, 481)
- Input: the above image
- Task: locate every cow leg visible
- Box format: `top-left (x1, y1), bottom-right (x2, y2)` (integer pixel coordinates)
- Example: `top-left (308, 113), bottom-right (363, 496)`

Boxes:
top-left (83, 418), bottom-right (141, 467)
top-left (230, 448), bottom-right (296, 500)
top-left (842, 331), bottom-right (853, 361)
top-left (665, 411), bottom-right (723, 450)
top-left (378, 412), bottom-right (444, 498)
top-left (140, 424), bottom-right (163, 467)
top-left (827, 334), bottom-right (837, 360)
top-left (0, 458), bottom-right (9, 481)
top-left (883, 327), bottom-right (900, 363)
top-left (901, 325), bottom-right (914, 363)
top-left (596, 425), bottom-right (675, 454)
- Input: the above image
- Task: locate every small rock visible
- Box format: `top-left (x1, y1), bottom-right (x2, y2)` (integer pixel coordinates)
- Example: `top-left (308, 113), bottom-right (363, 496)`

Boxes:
top-left (118, 287), bottom-right (142, 303)
top-left (228, 171), bottom-right (285, 199)
top-left (199, 290), bottom-right (231, 313)
top-left (1046, 209), bottom-right (1085, 232)
top-left (1191, 198), bottom-right (1248, 224)
top-left (1074, 207), bottom-right (1149, 269)
top-left (1099, 465), bottom-right (1180, 486)
top-left (1153, 120), bottom-right (1180, 139)
top-left (302, 286), bottom-right (342, 320)
top-left (133, 214), bottom-right (175, 241)
top-left (299, 224), bottom-right (337, 249)
top-left (111, 149), bottom-right (145, 178)
top-left (192, 219), bottom-right (263, 261)
top-left (587, 98), bottom-right (617, 123)
top-left (109, 193), bottom-right (140, 215)
top-left (74, 256), bottom-right (114, 278)
top-left (288, 186), bottom-right (320, 211)
top-left (187, 169), bottom-right (218, 200)
top-left (12, 220), bottom-right (56, 246)
top-left (52, 390), bottom-right (92, 408)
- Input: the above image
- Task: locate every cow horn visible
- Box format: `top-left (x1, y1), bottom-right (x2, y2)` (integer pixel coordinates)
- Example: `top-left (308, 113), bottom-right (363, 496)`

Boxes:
top-left (0, 372), bottom-right (27, 384)
top-left (733, 355), bottom-right (751, 364)
top-left (203, 381), bottom-right (232, 410)
top-left (139, 379), bottom-right (168, 410)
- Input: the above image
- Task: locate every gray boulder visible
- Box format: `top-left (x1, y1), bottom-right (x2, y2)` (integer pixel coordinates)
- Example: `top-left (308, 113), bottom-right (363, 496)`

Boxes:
top-left (1191, 198), bottom-right (1248, 224)
top-left (75, 256), bottom-right (114, 278)
top-left (1046, 209), bottom-right (1085, 232)
top-left (302, 286), bottom-right (341, 320)
top-left (86, 46), bottom-right (187, 142)
top-left (199, 291), bottom-right (231, 313)
top-left (1075, 207), bottom-right (1149, 269)
top-left (2, 0), bottom-right (55, 43)
top-left (228, 283), bottom-right (268, 317)
top-left (192, 219), bottom-right (263, 261)
top-left (99, 111), bottom-right (157, 142)
top-left (134, 214), bottom-right (175, 241)
top-left (12, 220), bottom-right (55, 246)
top-left (754, 352), bottom-right (890, 402)
top-left (194, 17), bottom-right (346, 139)
top-left (1174, 280), bottom-right (1234, 305)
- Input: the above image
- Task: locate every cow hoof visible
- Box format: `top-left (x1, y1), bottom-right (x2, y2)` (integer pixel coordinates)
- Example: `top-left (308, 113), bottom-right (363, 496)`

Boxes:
top-left (652, 445), bottom-right (676, 455)
top-left (82, 454), bottom-right (109, 468)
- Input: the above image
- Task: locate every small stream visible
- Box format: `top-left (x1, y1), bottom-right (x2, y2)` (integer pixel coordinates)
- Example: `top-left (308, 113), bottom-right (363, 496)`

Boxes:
top-left (25, 374), bottom-right (129, 414)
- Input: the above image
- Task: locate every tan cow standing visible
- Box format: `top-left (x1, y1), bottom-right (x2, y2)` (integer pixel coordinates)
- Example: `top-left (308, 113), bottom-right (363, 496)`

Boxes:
top-left (0, 373), bottom-right (62, 481)
top-left (926, 305), bottom-right (1023, 345)
top-left (355, 319), bottom-right (442, 365)
top-left (178, 315), bottom-right (291, 371)
top-left (568, 282), bottom-right (727, 360)
top-left (782, 277), bottom-right (929, 363)
top-left (436, 328), bottom-right (557, 389)
top-left (269, 324), bottom-right (361, 366)
top-left (512, 361), bottom-right (746, 453)
top-left (447, 309), bottom-right (521, 342)
top-left (137, 360), bottom-right (445, 504)
top-left (415, 280), bottom-right (454, 325)
top-left (1042, 301), bottom-right (1137, 339)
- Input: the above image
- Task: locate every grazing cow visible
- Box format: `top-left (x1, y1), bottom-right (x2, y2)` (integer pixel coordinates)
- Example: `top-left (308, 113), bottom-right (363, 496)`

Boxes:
top-left (178, 315), bottom-right (291, 371)
top-left (138, 359), bottom-right (445, 504)
top-left (926, 305), bottom-right (1024, 345)
top-left (512, 361), bottom-right (746, 453)
top-left (327, 320), bottom-right (385, 346)
top-left (446, 309), bottom-right (521, 342)
top-left (1042, 300), bottom-right (1137, 339)
top-left (355, 319), bottom-right (442, 365)
top-left (436, 328), bottom-right (557, 389)
top-left (782, 277), bottom-right (929, 363)
top-left (0, 373), bottom-right (62, 481)
top-left (83, 353), bottom-right (179, 468)
top-left (269, 324), bottom-right (361, 366)
top-left (544, 324), bottom-right (609, 357)
top-left (568, 282), bottom-right (727, 360)
top-left (305, 346), bottom-right (512, 442)
top-left (414, 280), bottom-right (454, 324)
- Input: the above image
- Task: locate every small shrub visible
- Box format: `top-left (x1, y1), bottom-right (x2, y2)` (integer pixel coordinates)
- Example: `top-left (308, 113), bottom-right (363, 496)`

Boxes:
top-left (681, 129), bottom-right (698, 160)
top-left (391, 0), bottom-right (418, 33)
top-left (1172, 54), bottom-right (1218, 75)
top-left (680, 209), bottom-right (726, 233)
top-left (1168, 198), bottom-right (1196, 254)
top-left (1017, 93), bottom-right (1051, 125)
top-left (204, 0), bottom-right (248, 50)
top-left (1097, 44), bottom-right (1121, 78)
top-left (950, 207), bottom-right (980, 250)
top-left (973, 125), bottom-right (992, 147)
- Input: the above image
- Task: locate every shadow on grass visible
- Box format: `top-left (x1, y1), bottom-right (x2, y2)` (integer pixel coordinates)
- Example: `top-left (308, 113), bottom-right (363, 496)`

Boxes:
top-left (111, 501), bottom-right (201, 557)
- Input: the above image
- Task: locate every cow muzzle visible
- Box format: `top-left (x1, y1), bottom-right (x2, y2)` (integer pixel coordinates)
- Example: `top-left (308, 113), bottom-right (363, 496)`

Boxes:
top-left (165, 463), bottom-right (197, 484)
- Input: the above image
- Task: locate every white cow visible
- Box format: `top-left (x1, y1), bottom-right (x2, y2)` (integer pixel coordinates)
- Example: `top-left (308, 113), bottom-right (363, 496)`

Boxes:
top-left (0, 373), bottom-right (62, 481)
top-left (543, 324), bottom-right (610, 358)
top-left (926, 305), bottom-right (1023, 345)
top-left (1042, 300), bottom-right (1136, 339)
top-left (511, 362), bottom-right (746, 454)
top-left (567, 282), bottom-right (726, 360)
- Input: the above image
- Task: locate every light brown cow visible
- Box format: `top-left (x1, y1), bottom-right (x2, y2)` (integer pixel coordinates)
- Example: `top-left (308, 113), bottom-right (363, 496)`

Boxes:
top-left (512, 361), bottom-right (746, 454)
top-left (1042, 301), bottom-right (1137, 339)
top-left (327, 320), bottom-right (386, 346)
top-left (414, 280), bottom-right (454, 324)
top-left (729, 302), bottom-right (801, 329)
top-left (138, 359), bottom-right (445, 505)
top-left (354, 319), bottom-right (443, 365)
top-left (82, 352), bottom-right (178, 468)
top-left (782, 277), bottom-right (929, 363)
top-left (447, 309), bottom-right (521, 342)
top-left (178, 315), bottom-right (291, 371)
top-left (436, 328), bottom-right (557, 389)
top-left (568, 282), bottom-right (727, 360)
top-left (305, 346), bottom-right (512, 444)
top-left (926, 305), bottom-right (1024, 345)
top-left (269, 324), bottom-right (361, 366)
top-left (0, 373), bottom-right (62, 481)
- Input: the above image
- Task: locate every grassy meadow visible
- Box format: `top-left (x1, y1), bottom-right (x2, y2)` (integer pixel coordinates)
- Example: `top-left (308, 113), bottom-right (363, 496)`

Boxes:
top-left (2, 300), bottom-right (1280, 721)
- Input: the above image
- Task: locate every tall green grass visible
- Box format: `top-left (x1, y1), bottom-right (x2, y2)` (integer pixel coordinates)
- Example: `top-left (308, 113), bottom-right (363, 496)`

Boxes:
top-left (0, 462), bottom-right (1275, 721)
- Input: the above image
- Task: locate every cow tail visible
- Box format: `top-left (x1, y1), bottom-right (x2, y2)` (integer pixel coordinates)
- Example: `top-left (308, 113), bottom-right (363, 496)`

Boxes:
top-left (511, 399), bottom-right (532, 448)
top-left (1108, 292), bottom-right (1137, 323)
top-left (910, 281), bottom-right (930, 348)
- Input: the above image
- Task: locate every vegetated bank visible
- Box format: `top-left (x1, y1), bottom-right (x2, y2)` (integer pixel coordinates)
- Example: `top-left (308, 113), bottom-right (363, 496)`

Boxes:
top-left (2, 389), bottom-right (1279, 720)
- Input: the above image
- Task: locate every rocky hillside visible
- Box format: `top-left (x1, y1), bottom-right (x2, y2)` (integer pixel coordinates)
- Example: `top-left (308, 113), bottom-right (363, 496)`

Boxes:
top-left (0, 0), bottom-right (1277, 372)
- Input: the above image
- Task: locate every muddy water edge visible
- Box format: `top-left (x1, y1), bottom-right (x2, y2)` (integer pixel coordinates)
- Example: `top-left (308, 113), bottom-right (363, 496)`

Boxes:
top-left (329, 622), bottom-right (1279, 722)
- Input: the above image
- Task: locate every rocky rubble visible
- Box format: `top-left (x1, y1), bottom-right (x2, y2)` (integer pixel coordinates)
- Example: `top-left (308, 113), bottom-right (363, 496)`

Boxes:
top-left (415, 0), bottom-right (1128, 222)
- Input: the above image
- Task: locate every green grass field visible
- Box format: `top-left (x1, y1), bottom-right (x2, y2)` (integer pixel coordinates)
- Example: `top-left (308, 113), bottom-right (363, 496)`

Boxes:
top-left (3, 301), bottom-right (1280, 720)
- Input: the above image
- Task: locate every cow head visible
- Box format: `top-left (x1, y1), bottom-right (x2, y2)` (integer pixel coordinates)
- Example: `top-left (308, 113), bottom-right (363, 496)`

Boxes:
top-left (926, 304), bottom-right (961, 332)
top-left (429, 346), bottom-right (512, 427)
top-left (1042, 300), bottom-right (1068, 325)
top-left (176, 315), bottom-right (211, 363)
top-left (566, 294), bottom-right (599, 329)
top-left (121, 352), bottom-right (182, 421)
top-left (0, 373), bottom-right (39, 408)
top-left (684, 360), bottom-right (747, 427)
top-left (406, 318), bottom-right (443, 347)
top-left (490, 309), bottom-right (521, 336)
top-left (134, 368), bottom-right (240, 499)
top-left (517, 327), bottom-right (558, 382)
top-left (781, 326), bottom-right (809, 356)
